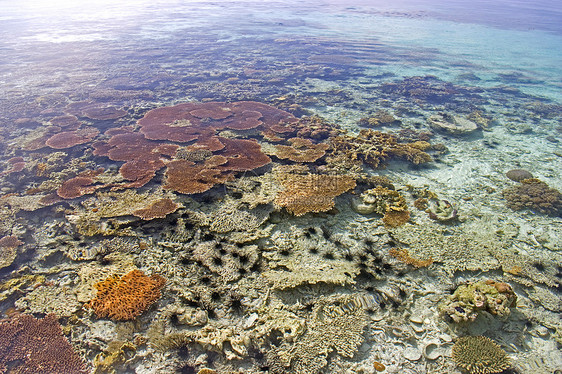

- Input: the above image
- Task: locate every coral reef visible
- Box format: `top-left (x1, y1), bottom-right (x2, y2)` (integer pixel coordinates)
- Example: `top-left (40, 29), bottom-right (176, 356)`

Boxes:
top-left (87, 269), bottom-right (166, 321)
top-left (132, 198), bottom-right (180, 220)
top-left (57, 176), bottom-right (102, 199)
top-left (0, 235), bottom-right (22, 269)
top-left (329, 129), bottom-right (432, 170)
top-left (271, 295), bottom-right (368, 373)
top-left (359, 110), bottom-right (399, 127)
top-left (273, 137), bottom-right (329, 162)
top-left (65, 100), bottom-right (127, 120)
top-left (389, 248), bottom-right (433, 268)
top-left (15, 284), bottom-right (81, 317)
top-left (439, 280), bottom-right (517, 323)
top-left (45, 127), bottom-right (100, 149)
top-left (0, 314), bottom-right (88, 374)
top-left (452, 336), bottom-right (510, 374)
top-left (428, 113), bottom-right (479, 135)
top-left (352, 186), bottom-right (410, 227)
top-left (274, 172), bottom-right (356, 216)
top-left (502, 178), bottom-right (562, 216)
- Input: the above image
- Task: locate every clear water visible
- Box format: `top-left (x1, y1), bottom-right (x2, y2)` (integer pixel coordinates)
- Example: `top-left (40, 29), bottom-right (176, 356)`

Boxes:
top-left (1, 1), bottom-right (561, 373)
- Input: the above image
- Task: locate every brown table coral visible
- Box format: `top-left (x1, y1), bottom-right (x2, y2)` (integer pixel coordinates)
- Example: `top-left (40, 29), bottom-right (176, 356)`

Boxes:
top-left (273, 137), bottom-right (329, 163)
top-left (0, 314), bottom-right (88, 374)
top-left (274, 172), bottom-right (356, 216)
top-left (87, 269), bottom-right (166, 321)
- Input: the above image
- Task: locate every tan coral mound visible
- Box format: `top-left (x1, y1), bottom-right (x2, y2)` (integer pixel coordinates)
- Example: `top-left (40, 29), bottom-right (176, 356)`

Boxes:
top-left (274, 137), bottom-right (329, 162)
top-left (132, 198), bottom-right (179, 220)
top-left (87, 270), bottom-right (166, 321)
top-left (452, 336), bottom-right (510, 374)
top-left (0, 314), bottom-right (88, 374)
top-left (274, 172), bottom-right (356, 216)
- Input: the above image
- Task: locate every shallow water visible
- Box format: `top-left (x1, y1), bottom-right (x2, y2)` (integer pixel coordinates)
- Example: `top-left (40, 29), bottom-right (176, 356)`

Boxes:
top-left (1, 1), bottom-right (561, 373)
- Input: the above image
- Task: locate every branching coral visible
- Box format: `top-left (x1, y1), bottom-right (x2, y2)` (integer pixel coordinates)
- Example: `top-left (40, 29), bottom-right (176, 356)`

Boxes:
top-left (328, 129), bottom-right (432, 170)
top-left (452, 336), bottom-right (510, 374)
top-left (274, 172), bottom-right (356, 216)
top-left (87, 269), bottom-right (166, 321)
top-left (0, 314), bottom-right (88, 374)
top-left (502, 178), bottom-right (562, 216)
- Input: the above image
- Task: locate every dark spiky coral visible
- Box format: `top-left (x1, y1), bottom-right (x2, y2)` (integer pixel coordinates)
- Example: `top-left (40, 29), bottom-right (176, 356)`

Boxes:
top-left (0, 314), bottom-right (88, 374)
top-left (87, 269), bottom-right (166, 321)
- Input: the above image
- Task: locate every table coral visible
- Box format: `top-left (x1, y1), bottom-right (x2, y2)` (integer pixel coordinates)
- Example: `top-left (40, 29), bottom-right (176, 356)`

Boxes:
top-left (274, 172), bottom-right (356, 216)
top-left (65, 100), bottom-right (127, 120)
top-left (132, 198), bottom-right (180, 220)
top-left (87, 269), bottom-right (166, 321)
top-left (452, 336), bottom-right (510, 374)
top-left (57, 176), bottom-right (102, 199)
top-left (502, 178), bottom-right (562, 216)
top-left (45, 127), bottom-right (100, 149)
top-left (273, 137), bottom-right (329, 163)
top-left (0, 314), bottom-right (88, 374)
top-left (439, 280), bottom-right (517, 323)
top-left (163, 158), bottom-right (232, 194)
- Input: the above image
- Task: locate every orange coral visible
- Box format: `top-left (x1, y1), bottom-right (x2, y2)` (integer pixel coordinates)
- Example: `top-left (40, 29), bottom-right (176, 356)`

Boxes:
top-left (274, 172), bottom-right (356, 216)
top-left (0, 314), bottom-right (88, 374)
top-left (57, 176), bottom-right (102, 199)
top-left (132, 198), bottom-right (180, 220)
top-left (87, 270), bottom-right (166, 321)
top-left (382, 210), bottom-right (411, 227)
top-left (389, 248), bottom-right (433, 268)
top-left (274, 137), bottom-right (329, 163)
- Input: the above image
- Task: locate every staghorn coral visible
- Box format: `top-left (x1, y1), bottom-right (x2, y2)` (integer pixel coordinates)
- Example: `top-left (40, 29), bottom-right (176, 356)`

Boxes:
top-left (273, 137), bottom-right (329, 163)
top-left (439, 280), bottom-right (517, 323)
top-left (502, 178), bottom-right (562, 216)
top-left (274, 172), bottom-right (356, 216)
top-left (273, 295), bottom-right (368, 373)
top-left (87, 269), bottom-right (166, 321)
top-left (352, 186), bottom-right (410, 227)
top-left (452, 336), bottom-right (510, 374)
top-left (0, 314), bottom-right (88, 374)
top-left (328, 129), bottom-right (432, 170)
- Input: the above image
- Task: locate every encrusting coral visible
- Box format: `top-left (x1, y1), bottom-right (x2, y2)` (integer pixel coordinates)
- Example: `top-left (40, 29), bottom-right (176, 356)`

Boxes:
top-left (502, 178), bottom-right (562, 216)
top-left (87, 269), bottom-right (166, 321)
top-left (439, 280), bottom-right (517, 323)
top-left (452, 336), bottom-right (510, 374)
top-left (0, 313), bottom-right (88, 374)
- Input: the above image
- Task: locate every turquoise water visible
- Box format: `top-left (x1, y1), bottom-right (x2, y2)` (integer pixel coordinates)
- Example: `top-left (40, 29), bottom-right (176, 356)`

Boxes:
top-left (0, 1), bottom-right (561, 373)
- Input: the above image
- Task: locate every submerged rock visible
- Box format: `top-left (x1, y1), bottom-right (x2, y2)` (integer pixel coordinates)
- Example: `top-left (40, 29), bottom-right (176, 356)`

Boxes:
top-left (428, 112), bottom-right (479, 135)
